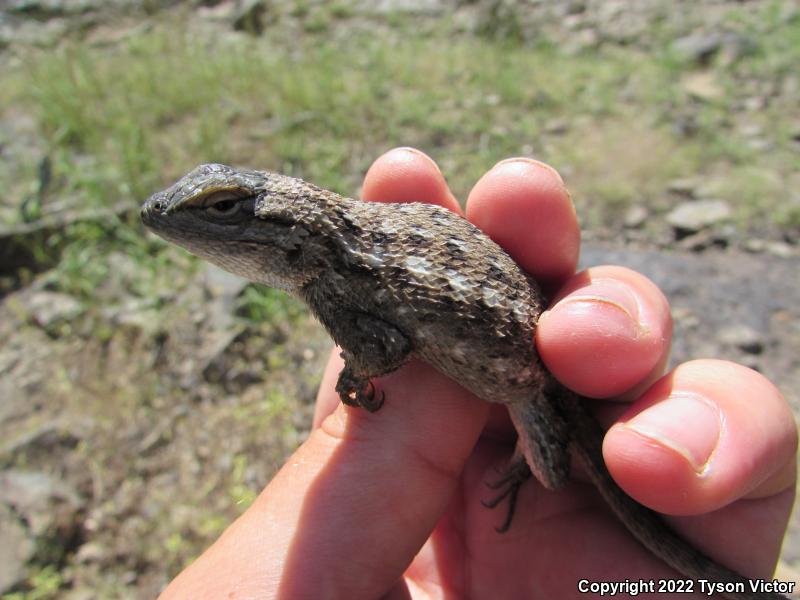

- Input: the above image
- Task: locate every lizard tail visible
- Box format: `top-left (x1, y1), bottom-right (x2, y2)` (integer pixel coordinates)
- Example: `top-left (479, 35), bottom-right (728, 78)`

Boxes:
top-left (560, 389), bottom-right (788, 600)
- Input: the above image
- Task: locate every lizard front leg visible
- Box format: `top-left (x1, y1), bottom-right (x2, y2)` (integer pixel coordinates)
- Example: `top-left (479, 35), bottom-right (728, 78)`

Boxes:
top-left (323, 310), bottom-right (412, 412)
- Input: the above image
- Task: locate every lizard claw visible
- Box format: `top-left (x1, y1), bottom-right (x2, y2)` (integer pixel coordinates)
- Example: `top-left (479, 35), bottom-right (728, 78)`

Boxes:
top-left (335, 368), bottom-right (384, 412)
top-left (359, 381), bottom-right (385, 412)
top-left (337, 380), bottom-right (385, 412)
top-left (482, 458), bottom-right (531, 533)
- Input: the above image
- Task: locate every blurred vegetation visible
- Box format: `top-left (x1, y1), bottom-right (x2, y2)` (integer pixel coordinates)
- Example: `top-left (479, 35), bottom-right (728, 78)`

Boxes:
top-left (1, 1), bottom-right (798, 308)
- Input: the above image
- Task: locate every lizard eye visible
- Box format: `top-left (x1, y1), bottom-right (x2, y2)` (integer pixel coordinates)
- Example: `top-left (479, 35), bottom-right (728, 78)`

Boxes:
top-left (200, 191), bottom-right (253, 222)
top-left (206, 198), bottom-right (240, 217)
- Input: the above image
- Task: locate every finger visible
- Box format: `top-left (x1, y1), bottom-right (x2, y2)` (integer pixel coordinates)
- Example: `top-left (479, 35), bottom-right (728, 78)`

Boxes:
top-left (465, 157), bottom-right (579, 290)
top-left (605, 359), bottom-right (797, 514)
top-left (312, 146), bottom-right (467, 427)
top-left (361, 147), bottom-right (461, 213)
top-left (312, 348), bottom-right (346, 428)
top-left (310, 145), bottom-right (472, 428)
top-left (161, 360), bottom-right (489, 600)
top-left (537, 266), bottom-right (672, 400)
top-left (603, 359), bottom-right (797, 577)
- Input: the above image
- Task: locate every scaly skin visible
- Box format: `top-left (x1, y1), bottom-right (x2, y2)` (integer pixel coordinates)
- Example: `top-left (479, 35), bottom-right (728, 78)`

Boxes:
top-left (141, 163), bottom-right (787, 600)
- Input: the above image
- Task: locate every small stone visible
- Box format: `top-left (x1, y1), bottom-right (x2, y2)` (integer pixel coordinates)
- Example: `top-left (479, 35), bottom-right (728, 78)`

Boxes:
top-left (0, 505), bottom-right (34, 593)
top-left (682, 72), bottom-right (723, 101)
top-left (74, 541), bottom-right (105, 564)
top-left (738, 123), bottom-right (763, 138)
top-left (666, 199), bottom-right (732, 233)
top-left (203, 264), bottom-right (248, 301)
top-left (676, 229), bottom-right (727, 251)
top-left (743, 238), bottom-right (766, 253)
top-left (671, 32), bottom-right (723, 64)
top-left (368, 0), bottom-right (445, 15)
top-left (26, 291), bottom-right (84, 330)
top-left (746, 137), bottom-right (772, 152)
top-left (623, 205), bottom-right (648, 228)
top-left (718, 32), bottom-right (759, 64)
top-left (231, 0), bottom-right (267, 35)
top-left (543, 118), bottom-right (569, 135)
top-left (741, 96), bottom-right (767, 112)
top-left (0, 471), bottom-right (84, 538)
top-left (666, 178), bottom-right (700, 198)
top-left (719, 324), bottom-right (764, 354)
top-left (790, 123), bottom-right (800, 145)
top-left (764, 241), bottom-right (795, 259)
top-left (738, 354), bottom-right (762, 371)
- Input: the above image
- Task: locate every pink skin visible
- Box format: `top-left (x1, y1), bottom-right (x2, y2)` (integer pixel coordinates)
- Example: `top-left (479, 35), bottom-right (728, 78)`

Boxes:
top-left (159, 148), bottom-right (797, 599)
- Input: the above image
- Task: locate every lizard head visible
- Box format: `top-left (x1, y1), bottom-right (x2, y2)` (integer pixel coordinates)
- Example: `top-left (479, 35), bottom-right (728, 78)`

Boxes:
top-left (141, 163), bottom-right (319, 291)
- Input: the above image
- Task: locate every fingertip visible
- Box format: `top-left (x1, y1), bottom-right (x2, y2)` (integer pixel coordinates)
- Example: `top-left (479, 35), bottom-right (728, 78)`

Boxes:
top-left (604, 360), bottom-right (797, 515)
top-left (362, 147), bottom-right (461, 212)
top-left (537, 266), bottom-right (671, 399)
top-left (465, 157), bottom-right (579, 287)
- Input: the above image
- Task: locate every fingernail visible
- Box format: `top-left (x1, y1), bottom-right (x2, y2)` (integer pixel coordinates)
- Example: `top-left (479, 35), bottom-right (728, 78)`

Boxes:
top-left (555, 278), bottom-right (643, 336)
top-left (622, 392), bottom-right (722, 473)
top-left (494, 157), bottom-right (565, 184)
top-left (392, 147), bottom-right (443, 174)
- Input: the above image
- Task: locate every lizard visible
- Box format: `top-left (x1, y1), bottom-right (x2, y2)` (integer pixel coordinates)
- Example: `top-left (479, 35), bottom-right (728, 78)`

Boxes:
top-left (140, 162), bottom-right (787, 600)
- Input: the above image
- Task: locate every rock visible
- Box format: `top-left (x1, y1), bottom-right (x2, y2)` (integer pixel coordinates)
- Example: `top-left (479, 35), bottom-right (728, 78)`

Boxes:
top-left (672, 31), bottom-right (756, 66)
top-left (718, 324), bottom-right (764, 354)
top-left (1, 420), bottom-right (83, 457)
top-left (676, 229), bottom-right (726, 252)
top-left (100, 298), bottom-right (157, 334)
top-left (204, 264), bottom-right (248, 304)
top-left (74, 541), bottom-right (105, 564)
top-left (366, 0), bottom-right (445, 15)
top-left (667, 177), bottom-right (701, 198)
top-left (764, 241), bottom-right (795, 259)
top-left (543, 118), bottom-right (569, 135)
top-left (562, 27), bottom-right (600, 53)
top-left (0, 504), bottom-right (35, 593)
top-left (564, 0), bottom-right (587, 15)
top-left (25, 291), bottom-right (84, 330)
top-left (671, 32), bottom-right (723, 64)
top-left (682, 72), bottom-right (723, 101)
top-left (666, 199), bottom-right (732, 234)
top-left (0, 470), bottom-right (84, 538)
top-left (672, 112), bottom-right (699, 137)
top-left (741, 95), bottom-right (768, 112)
top-left (718, 31), bottom-right (759, 64)
top-left (743, 238), bottom-right (766, 253)
top-left (623, 205), bottom-right (648, 228)
top-left (231, 0), bottom-right (266, 35)
top-left (7, 0), bottom-right (96, 19)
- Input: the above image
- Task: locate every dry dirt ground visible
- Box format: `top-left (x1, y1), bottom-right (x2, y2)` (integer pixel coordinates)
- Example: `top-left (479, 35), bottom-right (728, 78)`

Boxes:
top-left (1, 242), bottom-right (797, 598)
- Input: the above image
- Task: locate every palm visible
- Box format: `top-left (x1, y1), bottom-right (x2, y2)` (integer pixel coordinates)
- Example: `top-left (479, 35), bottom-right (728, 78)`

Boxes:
top-left (403, 436), bottom-right (708, 599)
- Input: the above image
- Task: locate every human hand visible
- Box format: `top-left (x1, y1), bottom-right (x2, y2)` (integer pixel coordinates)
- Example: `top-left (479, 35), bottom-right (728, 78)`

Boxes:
top-left (159, 148), bottom-right (797, 599)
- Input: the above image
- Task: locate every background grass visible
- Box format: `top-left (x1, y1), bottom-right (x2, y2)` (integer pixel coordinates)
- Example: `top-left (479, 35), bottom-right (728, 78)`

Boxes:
top-left (3, 4), bottom-right (798, 234)
top-left (3, 8), bottom-right (797, 302)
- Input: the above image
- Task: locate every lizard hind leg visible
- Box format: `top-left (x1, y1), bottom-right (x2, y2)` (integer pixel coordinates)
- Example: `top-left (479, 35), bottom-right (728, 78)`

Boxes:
top-left (506, 397), bottom-right (572, 491)
top-left (483, 398), bottom-right (572, 532)
top-left (482, 449), bottom-right (531, 532)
